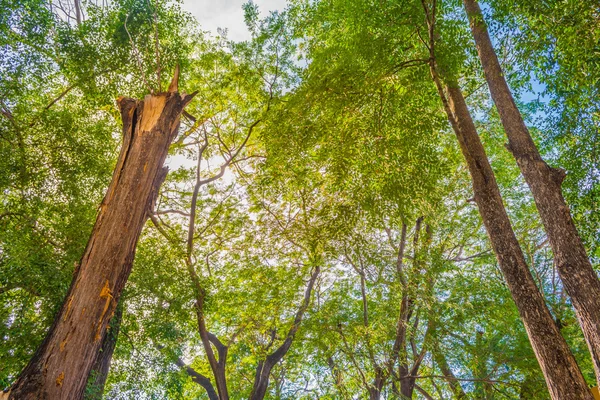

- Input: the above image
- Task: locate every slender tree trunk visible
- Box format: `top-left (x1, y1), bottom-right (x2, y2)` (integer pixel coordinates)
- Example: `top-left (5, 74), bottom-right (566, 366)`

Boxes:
top-left (397, 219), bottom-right (422, 400)
top-left (463, 0), bottom-right (600, 385)
top-left (6, 70), bottom-right (194, 400)
top-left (84, 303), bottom-right (123, 400)
top-left (433, 342), bottom-right (466, 399)
top-left (431, 67), bottom-right (592, 398)
top-left (73, 0), bottom-right (82, 25)
top-left (399, 375), bottom-right (416, 399)
top-left (249, 266), bottom-right (320, 400)
top-left (368, 373), bottom-right (383, 400)
top-left (422, 30), bottom-right (591, 395)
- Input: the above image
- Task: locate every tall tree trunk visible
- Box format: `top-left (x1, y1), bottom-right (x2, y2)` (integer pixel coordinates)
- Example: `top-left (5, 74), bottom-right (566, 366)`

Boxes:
top-left (418, 7), bottom-right (591, 390)
top-left (397, 219), bottom-right (423, 400)
top-left (368, 373), bottom-right (383, 400)
top-left (429, 64), bottom-right (592, 398)
top-left (463, 0), bottom-right (600, 385)
top-left (84, 303), bottom-right (123, 400)
top-left (7, 70), bottom-right (194, 400)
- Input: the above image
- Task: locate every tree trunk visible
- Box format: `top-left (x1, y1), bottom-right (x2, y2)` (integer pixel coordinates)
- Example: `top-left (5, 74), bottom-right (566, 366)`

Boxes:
top-left (396, 219), bottom-right (422, 400)
top-left (463, 0), bottom-right (600, 385)
top-left (249, 266), bottom-right (320, 400)
top-left (433, 342), bottom-right (466, 399)
top-left (84, 303), bottom-right (123, 400)
top-left (399, 373), bottom-right (416, 399)
top-left (473, 331), bottom-right (493, 399)
top-left (427, 58), bottom-right (592, 398)
top-left (368, 379), bottom-right (382, 400)
top-left (7, 70), bottom-right (194, 400)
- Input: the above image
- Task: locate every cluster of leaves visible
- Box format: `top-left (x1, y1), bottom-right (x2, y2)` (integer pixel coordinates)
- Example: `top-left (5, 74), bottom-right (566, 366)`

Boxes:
top-left (1, 0), bottom-right (598, 398)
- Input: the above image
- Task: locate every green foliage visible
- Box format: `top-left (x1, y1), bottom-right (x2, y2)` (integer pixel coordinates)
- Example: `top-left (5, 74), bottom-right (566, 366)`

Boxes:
top-left (1, 0), bottom-right (598, 398)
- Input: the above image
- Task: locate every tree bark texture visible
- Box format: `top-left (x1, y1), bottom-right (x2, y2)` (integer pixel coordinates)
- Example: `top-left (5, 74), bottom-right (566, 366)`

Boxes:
top-left (429, 61), bottom-right (592, 399)
top-left (463, 0), bottom-right (600, 385)
top-left (7, 71), bottom-right (194, 400)
top-left (84, 303), bottom-right (123, 400)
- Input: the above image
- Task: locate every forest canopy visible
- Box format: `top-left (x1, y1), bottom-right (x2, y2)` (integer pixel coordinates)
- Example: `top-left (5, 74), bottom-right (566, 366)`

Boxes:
top-left (0, 0), bottom-right (599, 399)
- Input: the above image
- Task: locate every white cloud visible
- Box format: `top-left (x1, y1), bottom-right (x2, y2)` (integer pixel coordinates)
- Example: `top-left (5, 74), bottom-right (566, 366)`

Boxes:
top-left (180, 0), bottom-right (287, 42)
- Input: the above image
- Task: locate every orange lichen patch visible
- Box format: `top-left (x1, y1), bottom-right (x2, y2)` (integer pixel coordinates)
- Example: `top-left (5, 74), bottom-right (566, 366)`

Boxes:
top-left (63, 296), bottom-right (73, 321)
top-left (95, 280), bottom-right (113, 342)
top-left (100, 280), bottom-right (112, 299)
top-left (143, 162), bottom-right (148, 172)
top-left (59, 333), bottom-right (68, 352)
top-left (81, 307), bottom-right (86, 316)
top-left (56, 372), bottom-right (64, 387)
top-left (140, 95), bottom-right (167, 133)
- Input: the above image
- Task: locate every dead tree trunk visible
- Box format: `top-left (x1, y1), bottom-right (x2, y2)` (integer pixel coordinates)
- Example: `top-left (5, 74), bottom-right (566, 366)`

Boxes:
top-left (7, 69), bottom-right (195, 400)
top-left (84, 303), bottom-right (123, 400)
top-left (463, 0), bottom-right (600, 385)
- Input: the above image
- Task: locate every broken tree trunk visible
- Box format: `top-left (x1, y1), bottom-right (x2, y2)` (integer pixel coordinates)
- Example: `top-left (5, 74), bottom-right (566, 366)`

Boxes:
top-left (463, 0), bottom-right (600, 385)
top-left (7, 69), bottom-right (195, 400)
top-left (84, 303), bottom-right (123, 400)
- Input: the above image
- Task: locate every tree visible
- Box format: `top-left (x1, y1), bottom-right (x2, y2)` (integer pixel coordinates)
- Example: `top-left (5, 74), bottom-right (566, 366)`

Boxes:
top-left (424, 4), bottom-right (591, 395)
top-left (7, 68), bottom-right (195, 399)
top-left (463, 0), bottom-right (600, 385)
top-left (281, 0), bottom-right (593, 397)
top-left (2, 0), bottom-right (598, 398)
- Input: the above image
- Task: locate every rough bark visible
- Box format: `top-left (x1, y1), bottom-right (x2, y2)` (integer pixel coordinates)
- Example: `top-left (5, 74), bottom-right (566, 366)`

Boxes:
top-left (249, 266), bottom-right (320, 400)
top-left (418, 6), bottom-right (590, 392)
top-left (7, 70), bottom-right (195, 400)
top-left (84, 303), bottom-right (123, 400)
top-left (463, 0), bottom-right (600, 385)
top-left (429, 64), bottom-right (592, 398)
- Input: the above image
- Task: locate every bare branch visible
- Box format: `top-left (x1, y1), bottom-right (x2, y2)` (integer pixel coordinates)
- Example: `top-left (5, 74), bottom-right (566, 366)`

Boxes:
top-left (197, 118), bottom-right (261, 186)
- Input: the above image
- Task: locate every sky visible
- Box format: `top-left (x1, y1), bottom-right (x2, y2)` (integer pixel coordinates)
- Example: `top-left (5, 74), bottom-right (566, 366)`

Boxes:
top-left (164, 0), bottom-right (286, 171)
top-left (180, 0), bottom-right (286, 42)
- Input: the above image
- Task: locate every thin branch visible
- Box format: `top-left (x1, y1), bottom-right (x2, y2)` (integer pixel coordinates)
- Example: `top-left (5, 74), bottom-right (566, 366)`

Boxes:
top-left (197, 118), bottom-right (261, 186)
top-left (167, 350), bottom-right (218, 400)
top-left (154, 209), bottom-right (190, 217)
top-left (415, 384), bottom-right (435, 400)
